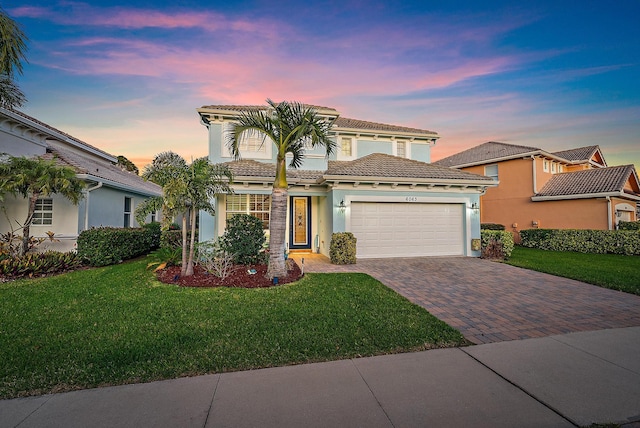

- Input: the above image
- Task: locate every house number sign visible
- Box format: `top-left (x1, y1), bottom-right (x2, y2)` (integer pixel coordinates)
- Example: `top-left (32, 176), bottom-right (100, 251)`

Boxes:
top-left (405, 196), bottom-right (418, 202)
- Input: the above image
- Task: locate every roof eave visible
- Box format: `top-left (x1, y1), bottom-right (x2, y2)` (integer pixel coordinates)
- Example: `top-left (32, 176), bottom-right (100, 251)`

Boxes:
top-left (532, 191), bottom-right (640, 202)
top-left (322, 174), bottom-right (497, 187)
top-left (332, 126), bottom-right (439, 141)
top-left (76, 174), bottom-right (162, 197)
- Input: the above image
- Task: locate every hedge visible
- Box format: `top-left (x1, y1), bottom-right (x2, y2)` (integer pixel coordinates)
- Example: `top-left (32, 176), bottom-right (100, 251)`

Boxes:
top-left (160, 229), bottom-right (197, 249)
top-left (481, 223), bottom-right (506, 231)
top-left (618, 221), bottom-right (640, 231)
top-left (480, 230), bottom-right (514, 260)
top-left (330, 232), bottom-right (357, 264)
top-left (77, 222), bottom-right (161, 266)
top-left (0, 251), bottom-right (83, 278)
top-left (520, 228), bottom-right (640, 256)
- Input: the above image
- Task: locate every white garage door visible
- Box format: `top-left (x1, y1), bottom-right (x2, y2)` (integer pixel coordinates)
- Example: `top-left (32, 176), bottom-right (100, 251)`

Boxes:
top-left (350, 202), bottom-right (465, 258)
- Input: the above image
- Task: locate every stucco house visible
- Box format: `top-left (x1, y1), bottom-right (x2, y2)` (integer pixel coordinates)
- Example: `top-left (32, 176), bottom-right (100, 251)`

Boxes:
top-left (434, 141), bottom-right (640, 239)
top-left (197, 104), bottom-right (496, 259)
top-left (0, 108), bottom-right (162, 252)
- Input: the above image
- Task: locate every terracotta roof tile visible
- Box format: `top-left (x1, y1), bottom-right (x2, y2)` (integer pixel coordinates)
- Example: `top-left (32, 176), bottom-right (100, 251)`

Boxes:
top-left (536, 165), bottom-right (636, 197)
top-left (221, 159), bottom-right (324, 181)
top-left (46, 142), bottom-right (162, 195)
top-left (333, 117), bottom-right (437, 136)
top-left (434, 142), bottom-right (541, 167)
top-left (326, 153), bottom-right (493, 181)
top-left (552, 145), bottom-right (599, 162)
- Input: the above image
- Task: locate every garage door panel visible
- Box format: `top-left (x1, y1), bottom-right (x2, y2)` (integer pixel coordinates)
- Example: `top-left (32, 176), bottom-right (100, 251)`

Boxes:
top-left (350, 202), bottom-right (464, 258)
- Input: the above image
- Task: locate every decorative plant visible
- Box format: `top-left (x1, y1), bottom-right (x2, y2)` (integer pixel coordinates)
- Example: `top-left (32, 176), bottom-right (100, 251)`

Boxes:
top-left (196, 240), bottom-right (235, 279)
top-left (220, 214), bottom-right (267, 265)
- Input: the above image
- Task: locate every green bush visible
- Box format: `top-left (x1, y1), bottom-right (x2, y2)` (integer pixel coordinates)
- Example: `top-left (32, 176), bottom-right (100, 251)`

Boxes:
top-left (520, 229), bottom-right (640, 256)
top-left (77, 226), bottom-right (161, 267)
top-left (330, 232), bottom-right (357, 264)
top-left (481, 230), bottom-right (514, 260)
top-left (0, 251), bottom-right (83, 278)
top-left (220, 214), bottom-right (266, 265)
top-left (481, 223), bottom-right (506, 230)
top-left (160, 229), bottom-right (197, 249)
top-left (618, 221), bottom-right (640, 231)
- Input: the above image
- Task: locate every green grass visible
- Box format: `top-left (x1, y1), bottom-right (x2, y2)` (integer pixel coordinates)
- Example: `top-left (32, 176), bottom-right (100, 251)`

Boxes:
top-left (0, 258), bottom-right (465, 399)
top-left (507, 247), bottom-right (640, 295)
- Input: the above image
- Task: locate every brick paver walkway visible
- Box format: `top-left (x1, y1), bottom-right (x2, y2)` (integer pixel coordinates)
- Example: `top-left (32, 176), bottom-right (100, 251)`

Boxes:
top-left (292, 254), bottom-right (640, 344)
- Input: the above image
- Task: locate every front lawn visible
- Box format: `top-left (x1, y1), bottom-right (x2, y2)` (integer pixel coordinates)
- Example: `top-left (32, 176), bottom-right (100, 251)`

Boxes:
top-left (0, 258), bottom-right (465, 399)
top-left (507, 247), bottom-right (640, 295)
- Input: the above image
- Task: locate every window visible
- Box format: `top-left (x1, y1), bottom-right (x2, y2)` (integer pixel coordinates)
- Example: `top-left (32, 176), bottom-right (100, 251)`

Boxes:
top-left (396, 141), bottom-right (406, 158)
top-left (340, 137), bottom-right (352, 157)
top-left (225, 123), bottom-right (267, 154)
top-left (226, 194), bottom-right (271, 229)
top-left (543, 160), bottom-right (549, 172)
top-left (551, 162), bottom-right (557, 173)
top-left (558, 164), bottom-right (564, 173)
top-left (484, 164), bottom-right (498, 180)
top-left (124, 197), bottom-right (132, 228)
top-left (33, 198), bottom-right (53, 225)
top-left (150, 211), bottom-right (157, 223)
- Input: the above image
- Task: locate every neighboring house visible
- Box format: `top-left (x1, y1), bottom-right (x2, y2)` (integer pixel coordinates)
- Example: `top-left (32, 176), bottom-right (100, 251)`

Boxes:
top-left (197, 104), bottom-right (496, 259)
top-left (0, 108), bottom-right (162, 252)
top-left (434, 141), bottom-right (640, 239)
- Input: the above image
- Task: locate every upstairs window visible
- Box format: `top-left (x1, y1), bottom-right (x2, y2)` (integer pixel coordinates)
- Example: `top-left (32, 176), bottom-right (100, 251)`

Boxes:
top-left (33, 198), bottom-right (53, 225)
top-left (396, 141), bottom-right (406, 158)
top-left (551, 162), bottom-right (557, 173)
top-left (484, 164), bottom-right (498, 180)
top-left (340, 137), bottom-right (352, 157)
top-left (543, 160), bottom-right (550, 172)
top-left (223, 123), bottom-right (270, 158)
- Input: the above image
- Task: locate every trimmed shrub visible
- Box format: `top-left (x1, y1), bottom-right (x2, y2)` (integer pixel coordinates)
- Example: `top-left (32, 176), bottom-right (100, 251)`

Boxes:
top-left (0, 251), bottom-right (83, 278)
top-left (220, 214), bottom-right (266, 265)
top-left (77, 226), bottom-right (161, 267)
top-left (481, 230), bottom-right (514, 260)
top-left (520, 228), bottom-right (640, 256)
top-left (160, 229), bottom-right (198, 249)
top-left (330, 232), bottom-right (357, 264)
top-left (618, 221), bottom-right (640, 231)
top-left (481, 223), bottom-right (506, 231)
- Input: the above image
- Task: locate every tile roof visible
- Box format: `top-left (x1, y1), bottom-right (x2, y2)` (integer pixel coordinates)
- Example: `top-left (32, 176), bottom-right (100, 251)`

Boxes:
top-left (200, 104), bottom-right (339, 114)
top-left (333, 117), bottom-right (437, 136)
top-left (535, 165), bottom-right (637, 197)
top-left (551, 145), bottom-right (600, 162)
top-left (221, 159), bottom-right (324, 181)
top-left (45, 142), bottom-right (162, 196)
top-left (326, 153), bottom-right (493, 181)
top-left (7, 109), bottom-right (116, 161)
top-left (434, 142), bottom-right (541, 167)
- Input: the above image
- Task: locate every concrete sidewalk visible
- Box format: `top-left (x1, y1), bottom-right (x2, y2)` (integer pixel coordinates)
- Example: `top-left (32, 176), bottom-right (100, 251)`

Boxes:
top-left (2, 327), bottom-right (640, 428)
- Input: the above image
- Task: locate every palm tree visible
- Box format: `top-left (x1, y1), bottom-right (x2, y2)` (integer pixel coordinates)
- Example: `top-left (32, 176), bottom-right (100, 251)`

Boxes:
top-left (0, 7), bottom-right (28, 108)
top-left (227, 99), bottom-right (335, 279)
top-left (136, 152), bottom-right (233, 276)
top-left (0, 155), bottom-right (84, 255)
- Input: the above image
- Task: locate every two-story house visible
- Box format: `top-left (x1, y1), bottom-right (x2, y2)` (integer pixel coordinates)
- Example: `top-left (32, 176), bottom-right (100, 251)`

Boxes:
top-left (0, 108), bottom-right (162, 252)
top-left (435, 141), bottom-right (640, 240)
top-left (197, 104), bottom-right (496, 259)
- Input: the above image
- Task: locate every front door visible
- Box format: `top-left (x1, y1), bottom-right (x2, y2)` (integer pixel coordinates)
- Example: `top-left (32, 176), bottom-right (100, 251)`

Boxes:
top-left (289, 196), bottom-right (311, 250)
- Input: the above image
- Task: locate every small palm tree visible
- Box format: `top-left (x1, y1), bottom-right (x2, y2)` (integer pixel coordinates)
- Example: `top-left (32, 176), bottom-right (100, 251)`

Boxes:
top-left (136, 152), bottom-right (233, 276)
top-left (0, 7), bottom-right (28, 108)
top-left (0, 155), bottom-right (84, 255)
top-left (227, 99), bottom-right (335, 279)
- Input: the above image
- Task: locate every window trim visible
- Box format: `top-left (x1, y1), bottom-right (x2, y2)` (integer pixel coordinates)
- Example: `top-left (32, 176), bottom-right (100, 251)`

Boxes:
top-left (221, 123), bottom-right (273, 160)
top-left (226, 194), bottom-right (271, 229)
top-left (32, 198), bottom-right (53, 226)
top-left (337, 136), bottom-right (356, 160)
top-left (124, 197), bottom-right (132, 228)
top-left (484, 164), bottom-right (498, 181)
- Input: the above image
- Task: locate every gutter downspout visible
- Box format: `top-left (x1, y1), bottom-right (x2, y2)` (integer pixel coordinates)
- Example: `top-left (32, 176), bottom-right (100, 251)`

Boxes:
top-left (606, 196), bottom-right (612, 230)
top-left (83, 182), bottom-right (103, 230)
top-left (531, 155), bottom-right (537, 194)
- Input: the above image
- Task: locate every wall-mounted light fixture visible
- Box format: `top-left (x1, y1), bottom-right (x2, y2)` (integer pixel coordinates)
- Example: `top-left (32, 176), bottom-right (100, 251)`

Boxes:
top-left (338, 199), bottom-right (346, 213)
top-left (468, 202), bottom-right (479, 212)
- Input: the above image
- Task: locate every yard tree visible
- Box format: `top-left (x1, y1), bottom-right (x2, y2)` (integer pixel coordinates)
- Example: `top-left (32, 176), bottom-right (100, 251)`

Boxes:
top-left (0, 7), bottom-right (28, 108)
top-left (227, 100), bottom-right (335, 279)
top-left (0, 155), bottom-right (84, 255)
top-left (136, 152), bottom-right (233, 276)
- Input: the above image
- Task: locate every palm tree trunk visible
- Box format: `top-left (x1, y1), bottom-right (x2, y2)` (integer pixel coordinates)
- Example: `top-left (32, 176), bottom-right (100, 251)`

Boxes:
top-left (180, 212), bottom-right (188, 276)
top-left (267, 187), bottom-right (288, 280)
top-left (185, 208), bottom-right (197, 276)
top-left (21, 194), bottom-right (38, 256)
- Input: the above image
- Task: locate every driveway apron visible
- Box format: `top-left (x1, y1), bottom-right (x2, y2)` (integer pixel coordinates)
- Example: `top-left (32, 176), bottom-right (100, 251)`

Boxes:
top-left (295, 255), bottom-right (640, 344)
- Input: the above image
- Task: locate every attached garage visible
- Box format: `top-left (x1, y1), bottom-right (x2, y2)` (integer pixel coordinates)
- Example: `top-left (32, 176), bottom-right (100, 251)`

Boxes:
top-left (349, 202), bottom-right (465, 258)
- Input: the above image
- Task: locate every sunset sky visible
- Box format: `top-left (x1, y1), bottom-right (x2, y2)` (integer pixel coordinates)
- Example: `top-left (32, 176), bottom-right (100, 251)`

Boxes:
top-left (5, 1), bottom-right (640, 170)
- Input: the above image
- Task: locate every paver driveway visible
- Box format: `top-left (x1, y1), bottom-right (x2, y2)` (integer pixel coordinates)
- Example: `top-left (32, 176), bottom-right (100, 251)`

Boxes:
top-left (294, 255), bottom-right (640, 344)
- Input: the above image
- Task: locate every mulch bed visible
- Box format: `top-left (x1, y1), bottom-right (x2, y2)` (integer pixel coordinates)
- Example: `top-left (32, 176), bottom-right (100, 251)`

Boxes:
top-left (156, 259), bottom-right (303, 288)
